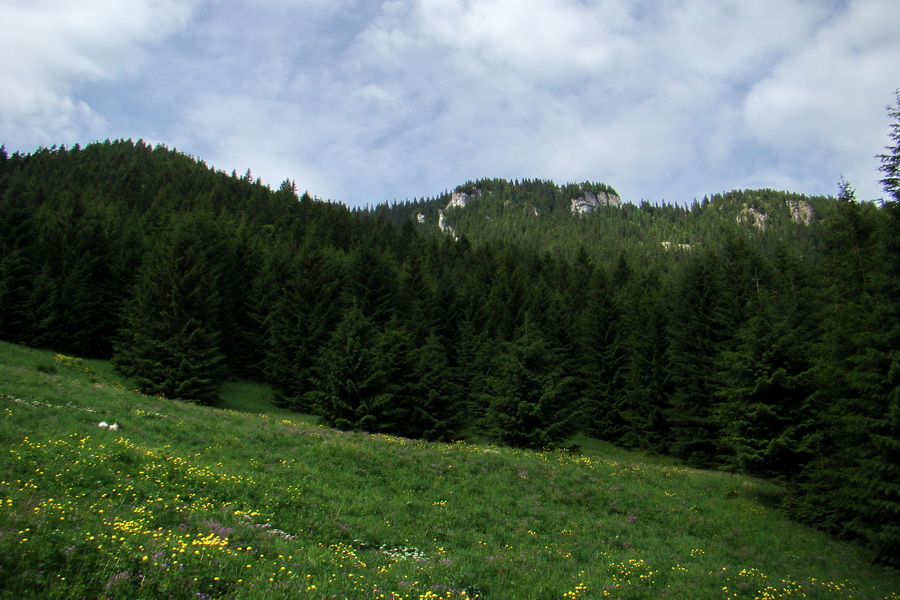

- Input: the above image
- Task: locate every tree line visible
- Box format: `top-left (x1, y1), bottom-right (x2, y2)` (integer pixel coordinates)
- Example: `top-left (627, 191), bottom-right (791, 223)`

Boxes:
top-left (1, 96), bottom-right (898, 564)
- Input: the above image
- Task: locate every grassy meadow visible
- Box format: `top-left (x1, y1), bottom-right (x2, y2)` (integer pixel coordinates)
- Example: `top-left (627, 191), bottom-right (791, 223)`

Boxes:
top-left (0, 340), bottom-right (897, 599)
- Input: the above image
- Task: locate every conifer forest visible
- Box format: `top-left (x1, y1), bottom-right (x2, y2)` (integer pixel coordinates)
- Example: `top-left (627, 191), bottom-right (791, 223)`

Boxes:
top-left (1, 95), bottom-right (898, 566)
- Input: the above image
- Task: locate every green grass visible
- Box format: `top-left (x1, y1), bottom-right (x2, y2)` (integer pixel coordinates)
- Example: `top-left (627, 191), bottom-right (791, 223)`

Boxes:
top-left (218, 379), bottom-right (315, 421)
top-left (1, 340), bottom-right (897, 600)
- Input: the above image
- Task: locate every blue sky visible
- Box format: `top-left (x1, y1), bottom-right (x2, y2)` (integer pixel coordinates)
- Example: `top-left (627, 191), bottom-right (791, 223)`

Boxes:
top-left (2, 0), bottom-right (898, 207)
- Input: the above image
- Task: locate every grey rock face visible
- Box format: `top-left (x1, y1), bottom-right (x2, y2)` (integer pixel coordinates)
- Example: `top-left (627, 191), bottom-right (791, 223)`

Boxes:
top-left (570, 191), bottom-right (622, 214)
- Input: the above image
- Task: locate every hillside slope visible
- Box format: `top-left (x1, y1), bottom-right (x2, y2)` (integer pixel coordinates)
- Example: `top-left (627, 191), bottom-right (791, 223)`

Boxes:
top-left (369, 178), bottom-right (832, 264)
top-left (1, 341), bottom-right (897, 600)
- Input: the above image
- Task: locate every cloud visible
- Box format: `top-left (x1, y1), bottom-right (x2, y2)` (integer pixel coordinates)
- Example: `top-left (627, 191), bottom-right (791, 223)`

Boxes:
top-left (410, 0), bottom-right (633, 84)
top-left (742, 0), bottom-right (900, 199)
top-left (3, 0), bottom-right (898, 206)
top-left (328, 0), bottom-right (878, 204)
top-left (0, 0), bottom-right (196, 147)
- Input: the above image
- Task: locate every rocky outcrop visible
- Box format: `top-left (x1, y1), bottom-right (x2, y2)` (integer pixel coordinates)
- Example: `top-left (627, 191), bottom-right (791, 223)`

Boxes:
top-left (788, 199), bottom-right (815, 225)
top-left (416, 213), bottom-right (425, 224)
top-left (736, 203), bottom-right (769, 230)
top-left (736, 200), bottom-right (815, 229)
top-left (570, 190), bottom-right (622, 214)
top-left (439, 188), bottom-right (482, 238)
top-left (448, 189), bottom-right (481, 209)
top-left (438, 210), bottom-right (454, 238)
top-left (661, 241), bottom-right (692, 251)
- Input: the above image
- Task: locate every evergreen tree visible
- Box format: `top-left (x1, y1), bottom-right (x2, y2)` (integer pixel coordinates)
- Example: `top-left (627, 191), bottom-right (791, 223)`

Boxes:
top-left (307, 305), bottom-right (401, 432)
top-left (713, 290), bottom-right (815, 479)
top-left (453, 314), bottom-right (495, 427)
top-left (264, 244), bottom-right (345, 410)
top-left (579, 268), bottom-right (628, 441)
top-left (878, 90), bottom-right (900, 204)
top-left (114, 215), bottom-right (225, 404)
top-left (0, 183), bottom-right (37, 345)
top-left (480, 323), bottom-right (579, 449)
top-left (618, 271), bottom-right (669, 450)
top-left (27, 193), bottom-right (122, 357)
top-left (481, 246), bottom-right (529, 340)
top-left (664, 250), bottom-right (729, 466)
top-left (790, 174), bottom-right (900, 565)
top-left (397, 252), bottom-right (440, 342)
top-left (842, 96), bottom-right (900, 564)
top-left (399, 332), bottom-right (458, 441)
top-left (216, 226), bottom-right (267, 378)
top-left (345, 240), bottom-right (399, 324)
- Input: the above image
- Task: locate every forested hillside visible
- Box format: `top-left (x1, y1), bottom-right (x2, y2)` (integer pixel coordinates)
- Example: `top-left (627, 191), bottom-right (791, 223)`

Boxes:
top-left (1, 100), bottom-right (898, 566)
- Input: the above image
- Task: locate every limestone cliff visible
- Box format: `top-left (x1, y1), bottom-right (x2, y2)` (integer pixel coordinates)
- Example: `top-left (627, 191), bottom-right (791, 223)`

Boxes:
top-left (570, 190), bottom-right (622, 214)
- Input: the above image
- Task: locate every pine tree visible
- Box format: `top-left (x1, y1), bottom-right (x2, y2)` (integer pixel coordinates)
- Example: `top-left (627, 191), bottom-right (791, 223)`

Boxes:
top-left (114, 215), bottom-right (225, 404)
top-left (263, 244), bottom-right (345, 410)
top-left (713, 290), bottom-right (815, 479)
top-left (480, 323), bottom-right (579, 449)
top-left (307, 305), bottom-right (401, 432)
top-left (579, 268), bottom-right (628, 441)
top-left (664, 250), bottom-right (729, 466)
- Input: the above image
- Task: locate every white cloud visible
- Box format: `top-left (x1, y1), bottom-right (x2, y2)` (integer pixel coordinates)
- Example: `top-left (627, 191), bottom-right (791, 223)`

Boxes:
top-left (330, 0), bottom-right (882, 204)
top-left (0, 0), bottom-right (196, 147)
top-left (3, 0), bottom-right (898, 205)
top-left (742, 0), bottom-right (900, 199)
top-left (410, 0), bottom-right (633, 83)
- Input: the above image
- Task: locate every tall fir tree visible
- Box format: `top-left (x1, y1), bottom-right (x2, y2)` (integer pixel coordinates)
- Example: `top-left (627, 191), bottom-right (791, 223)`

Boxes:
top-left (479, 322), bottom-right (580, 449)
top-left (664, 249), bottom-right (730, 466)
top-left (399, 331), bottom-right (459, 441)
top-left (713, 290), bottom-right (815, 479)
top-left (579, 268), bottom-right (628, 442)
top-left (618, 271), bottom-right (669, 450)
top-left (0, 182), bottom-right (38, 345)
top-left (790, 173), bottom-right (900, 565)
top-left (114, 214), bottom-right (225, 404)
top-left (27, 193), bottom-right (122, 357)
top-left (307, 305), bottom-right (402, 433)
top-left (264, 244), bottom-right (345, 410)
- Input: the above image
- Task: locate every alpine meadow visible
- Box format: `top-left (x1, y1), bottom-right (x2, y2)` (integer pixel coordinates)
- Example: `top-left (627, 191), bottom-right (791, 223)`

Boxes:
top-left (0, 94), bottom-right (899, 599)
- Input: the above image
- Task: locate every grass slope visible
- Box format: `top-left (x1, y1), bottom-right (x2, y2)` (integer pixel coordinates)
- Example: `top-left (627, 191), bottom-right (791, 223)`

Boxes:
top-left (1, 340), bottom-right (897, 600)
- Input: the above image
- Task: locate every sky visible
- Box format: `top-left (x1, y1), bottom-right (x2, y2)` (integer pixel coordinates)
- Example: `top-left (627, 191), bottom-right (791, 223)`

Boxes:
top-left (2, 0), bottom-right (899, 207)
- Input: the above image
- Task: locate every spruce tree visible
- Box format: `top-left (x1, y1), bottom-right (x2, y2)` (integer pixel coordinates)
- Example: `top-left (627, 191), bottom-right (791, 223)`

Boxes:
top-left (845, 94), bottom-right (900, 564)
top-left (480, 323), bottom-right (579, 450)
top-left (114, 215), bottom-right (225, 404)
top-left (27, 193), bottom-right (122, 357)
top-left (264, 244), bottom-right (345, 410)
top-left (618, 271), bottom-right (669, 450)
top-left (579, 268), bottom-right (628, 441)
top-left (664, 250), bottom-right (729, 466)
top-left (713, 290), bottom-right (814, 479)
top-left (346, 240), bottom-right (399, 325)
top-left (307, 305), bottom-right (401, 432)
top-left (878, 90), bottom-right (900, 204)
top-left (790, 172), bottom-right (900, 565)
top-left (400, 332), bottom-right (458, 441)
top-left (0, 185), bottom-right (37, 345)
